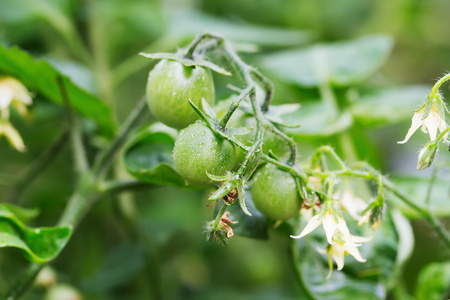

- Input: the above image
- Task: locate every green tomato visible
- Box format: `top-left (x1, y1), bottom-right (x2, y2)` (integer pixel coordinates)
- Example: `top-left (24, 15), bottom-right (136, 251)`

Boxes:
top-left (173, 121), bottom-right (236, 186)
top-left (251, 164), bottom-right (302, 220)
top-left (146, 59), bottom-right (215, 129)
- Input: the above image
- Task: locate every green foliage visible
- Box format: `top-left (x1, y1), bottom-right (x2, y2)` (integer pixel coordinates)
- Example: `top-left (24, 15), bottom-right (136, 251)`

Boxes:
top-left (2, 1), bottom-right (450, 299)
top-left (283, 102), bottom-right (353, 137)
top-left (351, 86), bottom-right (429, 127)
top-left (388, 175), bottom-right (450, 218)
top-left (0, 204), bottom-right (72, 263)
top-left (415, 262), bottom-right (450, 300)
top-left (122, 123), bottom-right (187, 187)
top-left (0, 45), bottom-right (115, 137)
top-left (259, 35), bottom-right (393, 87)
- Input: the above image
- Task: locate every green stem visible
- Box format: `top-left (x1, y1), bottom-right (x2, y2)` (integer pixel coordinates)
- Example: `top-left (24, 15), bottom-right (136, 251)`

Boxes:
top-left (57, 173), bottom-right (98, 227)
top-left (436, 126), bottom-right (450, 143)
top-left (184, 32), bottom-right (220, 59)
top-left (384, 180), bottom-right (450, 250)
top-left (265, 123), bottom-right (297, 165)
top-left (312, 146), bottom-right (346, 170)
top-left (92, 97), bottom-right (148, 178)
top-left (218, 86), bottom-right (253, 129)
top-left (430, 73), bottom-right (450, 95)
top-left (213, 204), bottom-right (228, 229)
top-left (425, 165), bottom-right (439, 209)
top-left (99, 179), bottom-right (153, 194)
top-left (250, 69), bottom-right (274, 112)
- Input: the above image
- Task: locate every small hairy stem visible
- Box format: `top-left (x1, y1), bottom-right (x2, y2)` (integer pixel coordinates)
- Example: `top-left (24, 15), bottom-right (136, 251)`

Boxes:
top-left (184, 32), bottom-right (223, 59)
top-left (250, 69), bottom-right (274, 112)
top-left (311, 146), bottom-right (347, 170)
top-left (384, 180), bottom-right (450, 250)
top-left (213, 204), bottom-right (228, 229)
top-left (236, 93), bottom-right (265, 180)
top-left (261, 154), bottom-right (308, 185)
top-left (92, 96), bottom-right (148, 178)
top-left (436, 126), bottom-right (450, 142)
top-left (218, 86), bottom-right (253, 129)
top-left (430, 73), bottom-right (450, 95)
top-left (265, 123), bottom-right (297, 164)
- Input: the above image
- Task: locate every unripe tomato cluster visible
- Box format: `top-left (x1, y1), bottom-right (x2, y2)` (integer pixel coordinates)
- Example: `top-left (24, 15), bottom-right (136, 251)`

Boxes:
top-left (146, 59), bottom-right (302, 220)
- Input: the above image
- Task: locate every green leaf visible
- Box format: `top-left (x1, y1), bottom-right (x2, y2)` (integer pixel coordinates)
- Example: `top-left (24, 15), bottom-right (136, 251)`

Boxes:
top-left (0, 45), bottom-right (116, 137)
top-left (351, 86), bottom-right (429, 126)
top-left (388, 174), bottom-right (450, 219)
top-left (0, 203), bottom-right (39, 223)
top-left (415, 262), bottom-right (450, 300)
top-left (259, 35), bottom-right (393, 87)
top-left (214, 189), bottom-right (268, 240)
top-left (281, 101), bottom-right (353, 137)
top-left (0, 205), bottom-right (72, 263)
top-left (292, 211), bottom-right (411, 300)
top-left (123, 123), bottom-right (187, 187)
top-left (168, 10), bottom-right (312, 48)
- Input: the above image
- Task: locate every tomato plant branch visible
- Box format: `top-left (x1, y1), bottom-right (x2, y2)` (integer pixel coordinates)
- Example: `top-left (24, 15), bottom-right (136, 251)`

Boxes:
top-left (99, 179), bottom-right (154, 194)
top-left (218, 86), bottom-right (252, 129)
top-left (184, 32), bottom-right (297, 170)
top-left (265, 123), bottom-right (297, 165)
top-left (250, 69), bottom-right (274, 112)
top-left (384, 180), bottom-right (450, 250)
top-left (92, 96), bottom-right (148, 178)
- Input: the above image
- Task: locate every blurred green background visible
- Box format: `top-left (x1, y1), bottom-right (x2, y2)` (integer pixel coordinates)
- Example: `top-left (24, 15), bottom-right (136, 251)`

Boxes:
top-left (0, 0), bottom-right (450, 299)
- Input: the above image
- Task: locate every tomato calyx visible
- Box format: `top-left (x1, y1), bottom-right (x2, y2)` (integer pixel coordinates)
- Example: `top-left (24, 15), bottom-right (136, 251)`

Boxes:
top-left (207, 172), bottom-right (251, 216)
top-left (140, 50), bottom-right (232, 76)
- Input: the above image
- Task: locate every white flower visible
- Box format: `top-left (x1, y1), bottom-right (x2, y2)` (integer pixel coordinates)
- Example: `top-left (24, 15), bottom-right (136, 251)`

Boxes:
top-left (0, 120), bottom-right (25, 151)
top-left (317, 232), bottom-right (372, 279)
top-left (357, 212), bottom-right (380, 230)
top-left (291, 209), bottom-right (348, 245)
top-left (0, 76), bottom-right (32, 116)
top-left (398, 101), bottom-right (448, 144)
top-left (337, 189), bottom-right (367, 221)
top-left (0, 77), bottom-right (32, 108)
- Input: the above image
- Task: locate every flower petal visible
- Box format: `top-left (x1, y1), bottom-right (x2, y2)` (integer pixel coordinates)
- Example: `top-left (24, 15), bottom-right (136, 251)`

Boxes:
top-left (438, 119), bottom-right (449, 143)
top-left (343, 241), bottom-right (366, 263)
top-left (290, 214), bottom-right (322, 239)
top-left (0, 85), bottom-right (13, 110)
top-left (3, 122), bottom-right (25, 151)
top-left (323, 211), bottom-right (338, 244)
top-left (398, 110), bottom-right (424, 144)
top-left (351, 235), bottom-right (373, 244)
top-left (423, 109), bottom-right (441, 140)
top-left (331, 243), bottom-right (346, 270)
